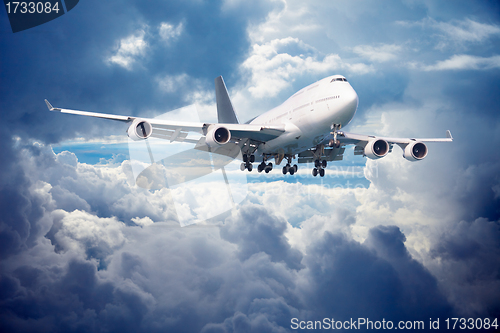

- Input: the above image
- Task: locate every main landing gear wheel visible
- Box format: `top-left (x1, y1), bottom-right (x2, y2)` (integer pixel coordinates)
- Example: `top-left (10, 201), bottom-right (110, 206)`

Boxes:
top-left (258, 162), bottom-right (266, 173)
top-left (243, 154), bottom-right (256, 163)
top-left (264, 162), bottom-right (273, 173)
top-left (312, 168), bottom-right (325, 177)
top-left (282, 163), bottom-right (298, 175)
top-left (241, 161), bottom-right (253, 172)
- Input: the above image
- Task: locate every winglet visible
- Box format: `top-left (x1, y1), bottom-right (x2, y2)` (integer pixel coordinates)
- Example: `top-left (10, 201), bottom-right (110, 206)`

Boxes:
top-left (45, 99), bottom-right (61, 111)
top-left (446, 130), bottom-right (453, 140)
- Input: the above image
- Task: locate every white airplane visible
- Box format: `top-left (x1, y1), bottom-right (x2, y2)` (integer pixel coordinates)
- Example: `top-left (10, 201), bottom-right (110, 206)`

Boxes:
top-left (45, 75), bottom-right (452, 177)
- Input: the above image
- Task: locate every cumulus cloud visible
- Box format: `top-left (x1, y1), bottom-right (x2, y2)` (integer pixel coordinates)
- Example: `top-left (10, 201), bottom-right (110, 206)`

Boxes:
top-left (241, 37), bottom-right (372, 98)
top-left (2, 1), bottom-right (500, 332)
top-left (107, 28), bottom-right (149, 70)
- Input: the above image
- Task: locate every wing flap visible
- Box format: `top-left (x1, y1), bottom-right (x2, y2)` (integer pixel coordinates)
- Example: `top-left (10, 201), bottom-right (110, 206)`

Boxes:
top-left (297, 147), bottom-right (345, 163)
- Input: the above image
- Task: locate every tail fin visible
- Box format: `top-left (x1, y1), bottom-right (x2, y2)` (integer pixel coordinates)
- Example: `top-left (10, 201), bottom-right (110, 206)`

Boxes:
top-left (215, 76), bottom-right (239, 124)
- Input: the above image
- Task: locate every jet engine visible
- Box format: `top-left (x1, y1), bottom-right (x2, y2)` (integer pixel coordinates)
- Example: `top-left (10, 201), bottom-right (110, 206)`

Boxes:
top-left (403, 141), bottom-right (427, 161)
top-left (364, 138), bottom-right (389, 159)
top-left (127, 119), bottom-right (153, 141)
top-left (205, 125), bottom-right (231, 148)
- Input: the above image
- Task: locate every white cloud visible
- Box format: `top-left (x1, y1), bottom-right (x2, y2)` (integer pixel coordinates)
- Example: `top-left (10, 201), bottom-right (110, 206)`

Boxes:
top-left (157, 73), bottom-right (189, 93)
top-left (352, 44), bottom-right (402, 62)
top-left (398, 18), bottom-right (500, 50)
top-left (434, 18), bottom-right (500, 44)
top-left (424, 54), bottom-right (500, 71)
top-left (158, 22), bottom-right (183, 43)
top-left (241, 37), bottom-right (372, 98)
top-left (107, 28), bottom-right (148, 70)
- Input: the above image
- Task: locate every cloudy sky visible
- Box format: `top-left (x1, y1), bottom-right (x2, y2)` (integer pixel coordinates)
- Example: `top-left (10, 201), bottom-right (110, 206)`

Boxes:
top-left (1, 0), bottom-right (500, 332)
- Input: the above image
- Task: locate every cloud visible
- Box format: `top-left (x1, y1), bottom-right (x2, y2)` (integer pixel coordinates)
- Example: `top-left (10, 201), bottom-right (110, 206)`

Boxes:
top-left (2, 1), bottom-right (500, 331)
top-left (107, 28), bottom-right (149, 70)
top-left (397, 17), bottom-right (500, 50)
top-left (158, 22), bottom-right (183, 43)
top-left (352, 44), bottom-right (403, 63)
top-left (423, 54), bottom-right (500, 71)
top-left (157, 73), bottom-right (190, 93)
top-left (241, 37), bottom-right (372, 98)
top-left (433, 18), bottom-right (500, 44)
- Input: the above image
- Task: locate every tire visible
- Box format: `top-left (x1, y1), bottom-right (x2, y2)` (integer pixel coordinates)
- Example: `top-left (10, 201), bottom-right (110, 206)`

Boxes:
top-left (248, 163), bottom-right (253, 172)
top-left (315, 160), bottom-right (320, 168)
top-left (289, 167), bottom-right (295, 175)
top-left (243, 154), bottom-right (248, 163)
top-left (322, 160), bottom-right (327, 168)
top-left (312, 168), bottom-right (318, 177)
top-left (319, 168), bottom-right (325, 177)
top-left (250, 155), bottom-right (255, 163)
top-left (293, 164), bottom-right (298, 173)
top-left (240, 163), bottom-right (246, 171)
top-left (282, 166), bottom-right (287, 175)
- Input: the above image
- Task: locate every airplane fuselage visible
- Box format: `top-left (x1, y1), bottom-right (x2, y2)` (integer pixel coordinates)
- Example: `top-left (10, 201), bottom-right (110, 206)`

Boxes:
top-left (251, 75), bottom-right (359, 156)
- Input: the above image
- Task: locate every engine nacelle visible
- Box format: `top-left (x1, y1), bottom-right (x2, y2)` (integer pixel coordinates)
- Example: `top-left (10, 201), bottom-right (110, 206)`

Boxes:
top-left (205, 125), bottom-right (231, 148)
top-left (403, 141), bottom-right (427, 161)
top-left (127, 119), bottom-right (153, 141)
top-left (364, 139), bottom-right (389, 159)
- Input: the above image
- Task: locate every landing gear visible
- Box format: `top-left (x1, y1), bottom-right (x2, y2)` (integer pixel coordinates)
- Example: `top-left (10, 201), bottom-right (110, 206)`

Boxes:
top-left (282, 163), bottom-right (298, 175)
top-left (311, 144), bottom-right (328, 177)
top-left (242, 154), bottom-right (255, 163)
top-left (312, 166), bottom-right (325, 177)
top-left (281, 155), bottom-right (298, 175)
top-left (264, 162), bottom-right (273, 173)
top-left (241, 161), bottom-right (253, 172)
top-left (329, 123), bottom-right (343, 148)
top-left (241, 153), bottom-right (256, 172)
top-left (312, 158), bottom-right (326, 177)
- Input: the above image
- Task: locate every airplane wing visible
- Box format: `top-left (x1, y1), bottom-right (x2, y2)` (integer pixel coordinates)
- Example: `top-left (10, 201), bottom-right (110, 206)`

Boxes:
top-left (320, 130), bottom-right (452, 162)
top-left (336, 130), bottom-right (454, 145)
top-left (45, 99), bottom-right (285, 145)
top-left (297, 130), bottom-right (453, 163)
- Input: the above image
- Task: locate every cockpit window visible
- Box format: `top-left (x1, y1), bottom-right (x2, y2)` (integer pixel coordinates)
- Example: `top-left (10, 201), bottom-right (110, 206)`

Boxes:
top-left (331, 77), bottom-right (348, 82)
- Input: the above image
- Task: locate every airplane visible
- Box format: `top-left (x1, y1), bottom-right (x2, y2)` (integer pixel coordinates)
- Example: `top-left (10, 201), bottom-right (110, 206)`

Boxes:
top-left (45, 75), bottom-right (452, 177)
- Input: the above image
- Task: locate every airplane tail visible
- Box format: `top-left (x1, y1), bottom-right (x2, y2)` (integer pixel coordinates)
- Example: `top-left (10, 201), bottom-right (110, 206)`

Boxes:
top-left (215, 76), bottom-right (239, 124)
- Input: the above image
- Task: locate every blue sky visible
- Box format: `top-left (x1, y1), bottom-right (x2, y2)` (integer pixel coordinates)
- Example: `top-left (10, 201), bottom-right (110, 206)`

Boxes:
top-left (1, 0), bottom-right (500, 332)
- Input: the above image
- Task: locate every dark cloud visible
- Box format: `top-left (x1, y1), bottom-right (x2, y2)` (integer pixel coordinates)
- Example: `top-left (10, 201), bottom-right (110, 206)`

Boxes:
top-left (221, 205), bottom-right (304, 270)
top-left (1, 0), bottom-right (500, 332)
top-left (301, 226), bottom-right (452, 322)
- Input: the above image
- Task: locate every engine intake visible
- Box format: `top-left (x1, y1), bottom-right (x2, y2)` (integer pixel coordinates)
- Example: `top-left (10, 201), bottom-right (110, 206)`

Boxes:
top-left (364, 139), bottom-right (389, 159)
top-left (127, 119), bottom-right (153, 141)
top-left (403, 141), bottom-right (427, 161)
top-left (205, 126), bottom-right (231, 149)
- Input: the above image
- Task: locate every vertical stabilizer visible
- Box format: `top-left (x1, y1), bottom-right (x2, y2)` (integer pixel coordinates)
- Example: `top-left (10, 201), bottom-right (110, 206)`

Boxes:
top-left (215, 76), bottom-right (239, 124)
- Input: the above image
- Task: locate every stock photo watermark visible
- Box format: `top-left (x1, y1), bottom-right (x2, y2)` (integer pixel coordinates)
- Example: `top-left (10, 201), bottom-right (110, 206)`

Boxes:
top-left (3, 0), bottom-right (79, 33)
